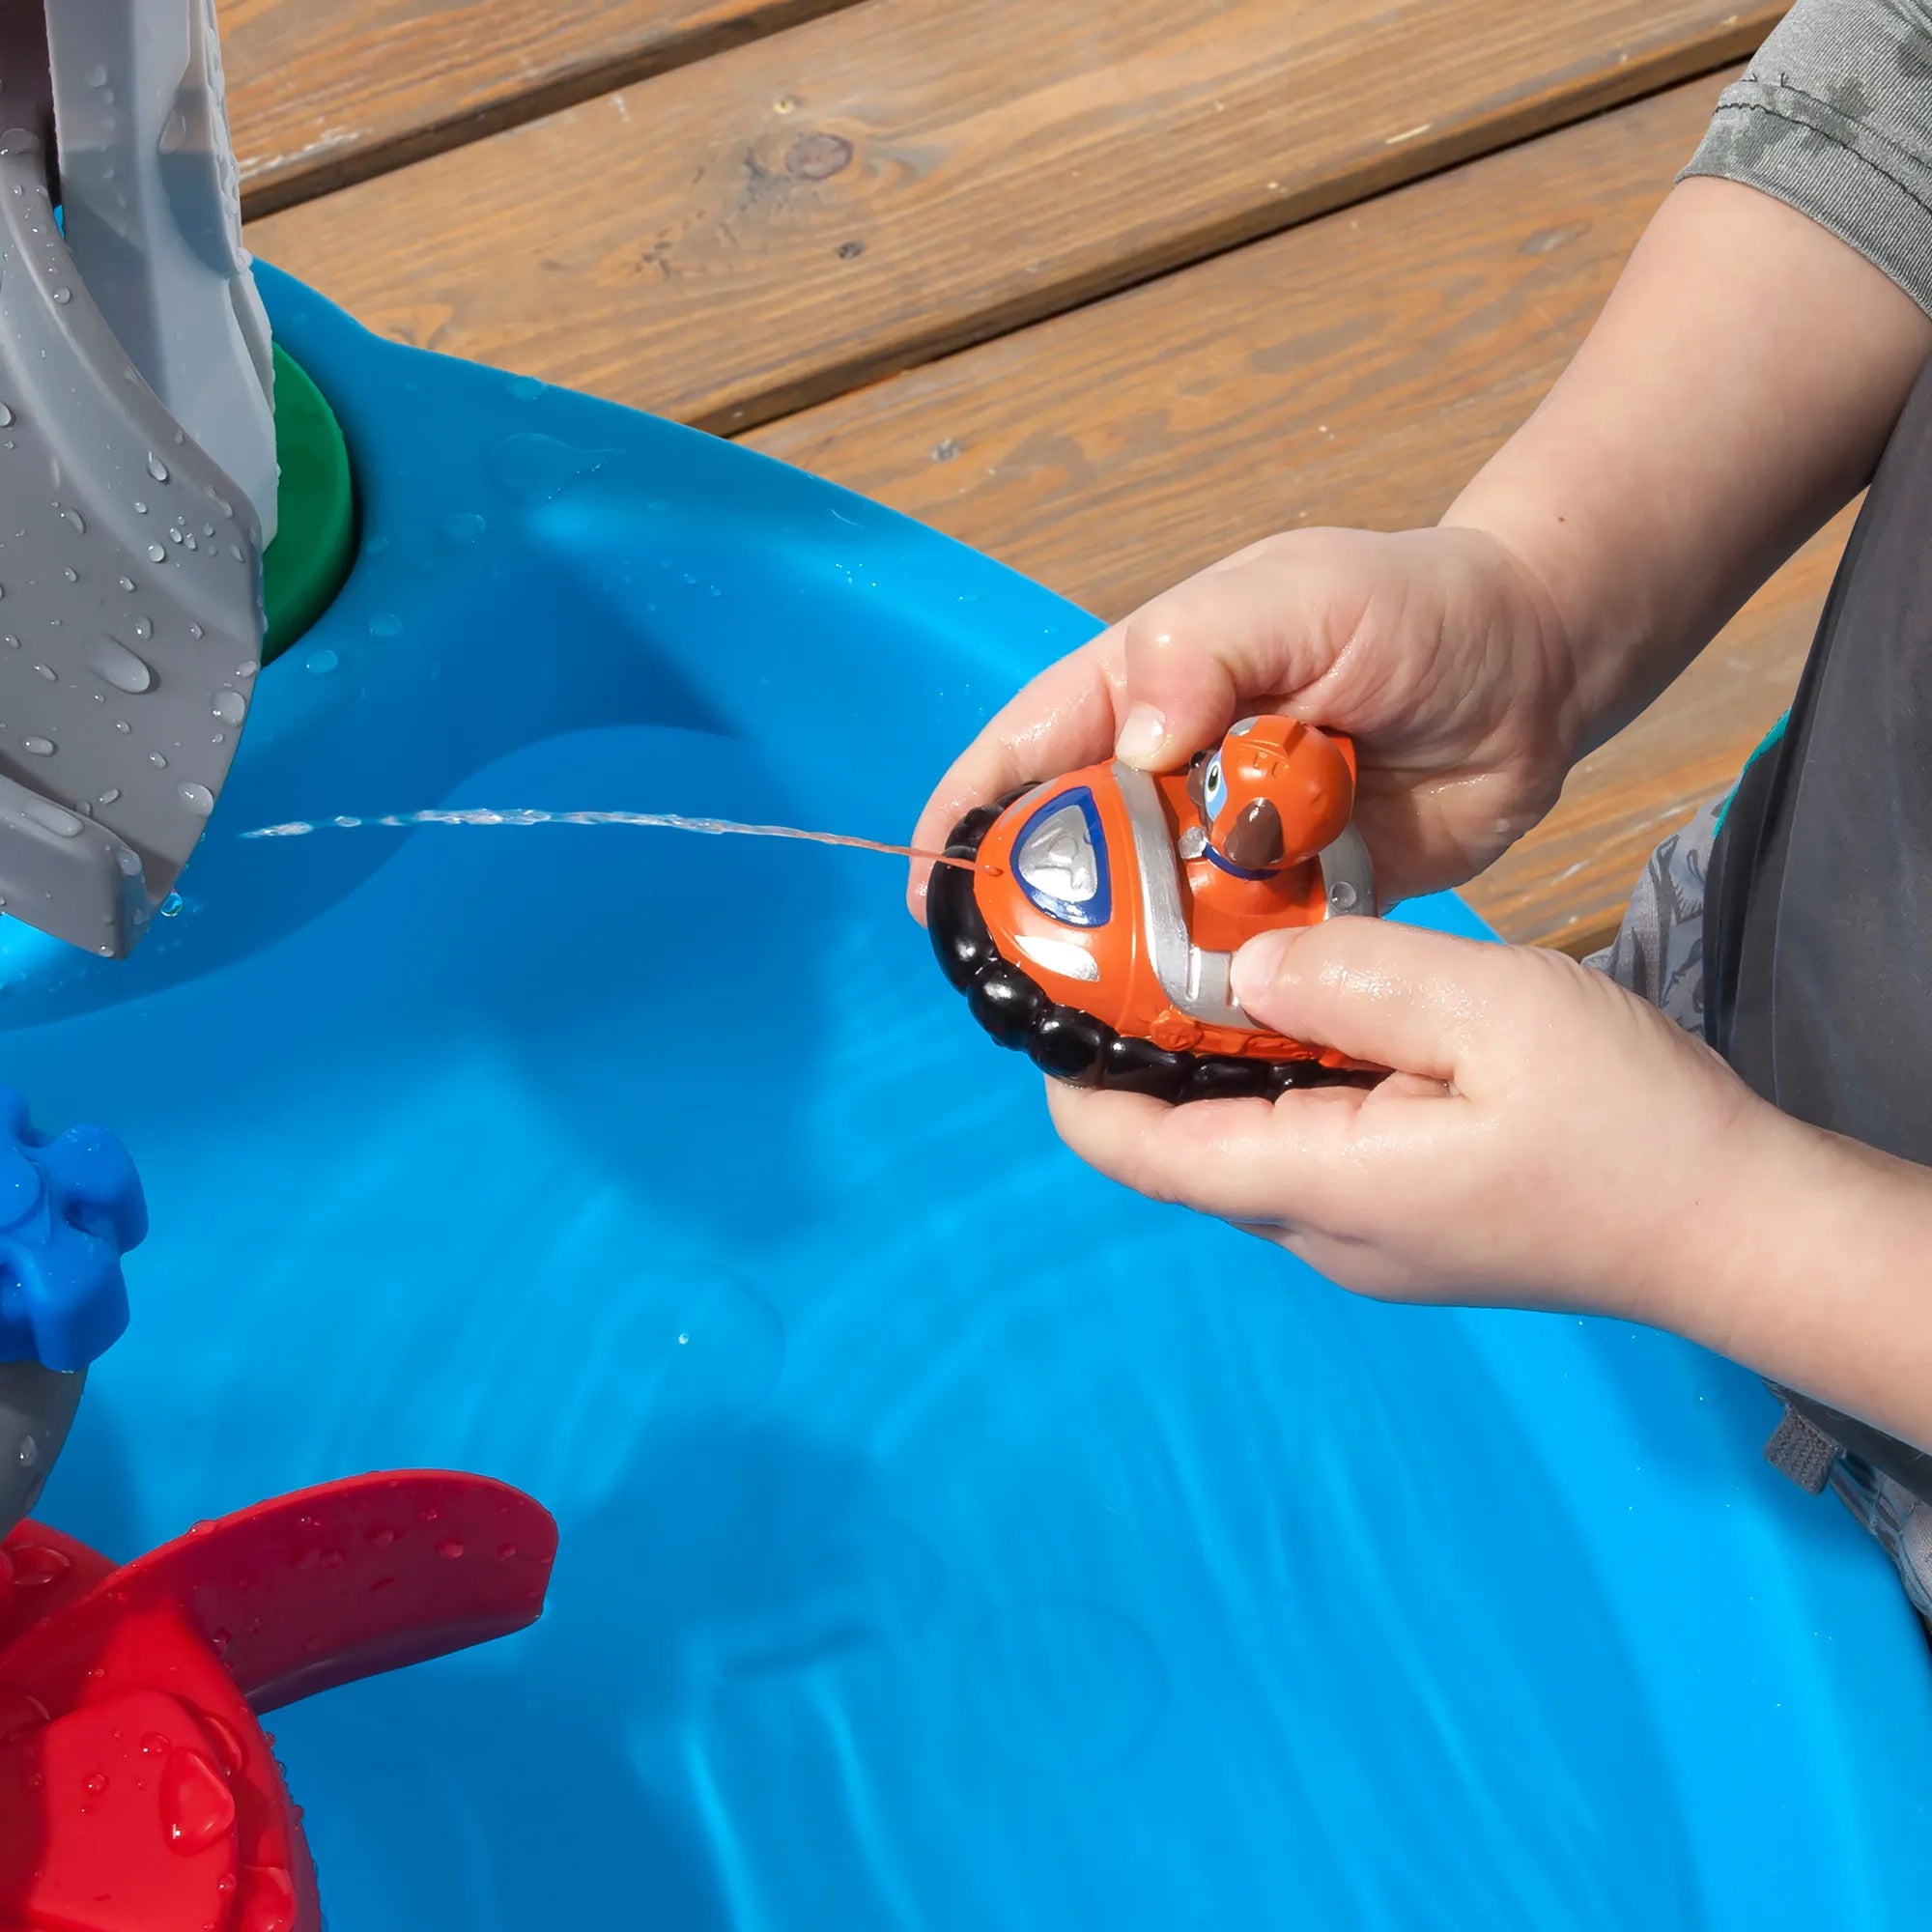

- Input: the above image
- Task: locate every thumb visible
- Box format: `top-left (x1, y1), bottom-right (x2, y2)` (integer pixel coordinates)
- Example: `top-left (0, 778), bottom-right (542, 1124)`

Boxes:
top-left (1113, 551), bottom-right (1345, 768)
top-left (1230, 919), bottom-right (1505, 1083)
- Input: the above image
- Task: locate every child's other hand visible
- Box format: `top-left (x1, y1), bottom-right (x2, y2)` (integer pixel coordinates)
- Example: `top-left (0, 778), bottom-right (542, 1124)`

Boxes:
top-left (909, 525), bottom-right (1577, 919)
top-left (1047, 918), bottom-right (1764, 1325)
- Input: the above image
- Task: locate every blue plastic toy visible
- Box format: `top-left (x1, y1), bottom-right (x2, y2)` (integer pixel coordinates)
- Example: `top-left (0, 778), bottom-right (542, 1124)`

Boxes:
top-left (0, 1085), bottom-right (144, 1374)
top-left (0, 1084), bottom-right (142, 1543)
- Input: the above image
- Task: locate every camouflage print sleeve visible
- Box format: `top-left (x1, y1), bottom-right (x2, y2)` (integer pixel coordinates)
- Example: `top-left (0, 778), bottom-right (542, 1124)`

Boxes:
top-left (1583, 795), bottom-right (1723, 1036)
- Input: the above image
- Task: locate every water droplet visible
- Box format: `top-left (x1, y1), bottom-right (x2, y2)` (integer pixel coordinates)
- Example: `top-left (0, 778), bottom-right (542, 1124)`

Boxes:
top-left (15, 1435), bottom-right (34, 1468)
top-left (20, 796), bottom-right (77, 835)
top-left (132, 615), bottom-right (152, 640)
top-left (82, 1770), bottom-right (106, 1796)
top-left (212, 690), bottom-right (245, 724)
top-left (98, 787), bottom-right (120, 806)
top-left (145, 543), bottom-right (165, 562)
top-left (366, 1524), bottom-right (397, 1547)
top-left (20, 736), bottom-right (53, 755)
top-left (30, 663), bottom-right (53, 682)
top-left (141, 1733), bottom-right (171, 1758)
top-left (158, 892), bottom-right (183, 918)
top-left (209, 1627), bottom-right (231, 1656)
top-left (485, 432), bottom-right (615, 505)
top-left (0, 405), bottom-right (15, 428)
top-left (145, 452), bottom-right (168, 481)
top-left (57, 504), bottom-right (83, 532)
top-left (367, 611), bottom-right (403, 639)
top-left (178, 781), bottom-right (213, 815)
top-left (189, 623), bottom-right (204, 639)
top-left (497, 1543), bottom-right (518, 1560)
top-left (50, 287), bottom-right (71, 305)
top-left (91, 637), bottom-right (152, 693)
top-left (114, 719), bottom-right (129, 733)
top-left (203, 1715), bottom-right (244, 1777)
top-left (133, 500), bottom-right (148, 515)
top-left (86, 63), bottom-right (106, 87)
top-left (434, 1539), bottom-right (465, 1560)
top-left (507, 375), bottom-right (544, 401)
top-left (238, 1862), bottom-right (298, 1932)
top-left (114, 848), bottom-right (139, 876)
top-left (235, 657), bottom-right (256, 678)
top-left (12, 1543), bottom-right (70, 1586)
top-left (304, 648), bottom-right (338, 675)
top-left (60, 567), bottom-right (74, 584)
top-left (161, 1747), bottom-right (234, 1854)
top-left (439, 511), bottom-right (487, 546)
top-left (117, 574), bottom-right (134, 591)
top-left (148, 752), bottom-right (166, 768)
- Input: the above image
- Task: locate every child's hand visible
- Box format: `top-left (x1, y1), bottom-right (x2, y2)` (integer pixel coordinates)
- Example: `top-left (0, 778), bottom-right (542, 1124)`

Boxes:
top-left (1047, 918), bottom-right (1764, 1325)
top-left (910, 525), bottom-right (1577, 917)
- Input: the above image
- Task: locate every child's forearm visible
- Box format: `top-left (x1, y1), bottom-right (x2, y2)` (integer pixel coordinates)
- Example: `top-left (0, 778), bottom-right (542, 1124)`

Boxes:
top-left (1444, 176), bottom-right (1932, 757)
top-left (1665, 1101), bottom-right (1932, 1456)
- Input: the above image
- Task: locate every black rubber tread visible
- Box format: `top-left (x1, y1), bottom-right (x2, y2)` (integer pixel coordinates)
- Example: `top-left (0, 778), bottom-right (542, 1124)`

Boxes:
top-left (930, 798), bottom-right (1370, 1102)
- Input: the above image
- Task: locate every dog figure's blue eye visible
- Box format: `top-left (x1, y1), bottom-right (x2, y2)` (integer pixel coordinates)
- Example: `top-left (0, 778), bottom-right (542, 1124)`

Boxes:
top-left (1204, 756), bottom-right (1226, 815)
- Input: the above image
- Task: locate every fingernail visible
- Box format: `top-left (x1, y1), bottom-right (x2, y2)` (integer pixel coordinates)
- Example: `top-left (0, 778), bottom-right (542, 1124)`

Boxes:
top-left (1232, 929), bottom-right (1296, 1009)
top-left (1115, 702), bottom-right (1169, 766)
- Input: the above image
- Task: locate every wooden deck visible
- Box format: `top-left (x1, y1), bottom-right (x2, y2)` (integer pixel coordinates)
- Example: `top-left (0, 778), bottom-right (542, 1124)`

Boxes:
top-left (221, 0), bottom-right (1817, 957)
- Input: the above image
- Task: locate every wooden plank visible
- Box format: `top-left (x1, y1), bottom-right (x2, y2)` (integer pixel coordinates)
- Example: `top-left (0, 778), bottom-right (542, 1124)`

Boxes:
top-left (219, 0), bottom-right (865, 217)
top-left (745, 75), bottom-right (1836, 955)
top-left (244, 0), bottom-right (1784, 434)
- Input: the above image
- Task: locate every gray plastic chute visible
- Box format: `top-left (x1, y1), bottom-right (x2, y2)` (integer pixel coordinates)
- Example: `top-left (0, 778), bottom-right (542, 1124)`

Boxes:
top-left (0, 1), bottom-right (270, 959)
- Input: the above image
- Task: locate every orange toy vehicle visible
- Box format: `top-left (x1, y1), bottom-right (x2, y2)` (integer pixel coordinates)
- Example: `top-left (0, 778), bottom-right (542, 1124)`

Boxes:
top-left (928, 717), bottom-right (1379, 1102)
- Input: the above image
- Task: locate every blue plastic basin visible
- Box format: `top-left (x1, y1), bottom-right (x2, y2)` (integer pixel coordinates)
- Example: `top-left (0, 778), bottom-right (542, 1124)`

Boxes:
top-left (4, 269), bottom-right (1927, 1928)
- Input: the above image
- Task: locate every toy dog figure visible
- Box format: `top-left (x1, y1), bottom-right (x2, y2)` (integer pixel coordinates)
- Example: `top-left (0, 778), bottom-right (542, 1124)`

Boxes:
top-left (929, 716), bottom-right (1379, 1103)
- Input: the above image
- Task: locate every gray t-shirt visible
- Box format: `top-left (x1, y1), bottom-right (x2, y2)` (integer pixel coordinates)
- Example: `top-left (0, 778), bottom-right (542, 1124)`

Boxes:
top-left (1684, 0), bottom-right (1932, 314)
top-left (1605, 1), bottom-right (1932, 1558)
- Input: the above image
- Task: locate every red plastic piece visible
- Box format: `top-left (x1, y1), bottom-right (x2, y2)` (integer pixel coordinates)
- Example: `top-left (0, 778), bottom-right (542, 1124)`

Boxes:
top-left (0, 1470), bottom-right (556, 1932)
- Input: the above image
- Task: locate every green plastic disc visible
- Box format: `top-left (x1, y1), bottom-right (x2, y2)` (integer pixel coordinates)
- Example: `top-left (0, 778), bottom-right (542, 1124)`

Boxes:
top-left (261, 344), bottom-right (355, 663)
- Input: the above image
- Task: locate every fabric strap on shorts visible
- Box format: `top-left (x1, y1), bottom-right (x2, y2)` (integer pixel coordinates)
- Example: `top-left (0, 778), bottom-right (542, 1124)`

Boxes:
top-left (1763, 1383), bottom-right (1932, 1502)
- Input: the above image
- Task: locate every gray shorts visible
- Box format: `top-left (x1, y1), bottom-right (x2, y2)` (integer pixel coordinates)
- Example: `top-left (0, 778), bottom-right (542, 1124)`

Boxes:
top-left (1585, 806), bottom-right (1932, 1623)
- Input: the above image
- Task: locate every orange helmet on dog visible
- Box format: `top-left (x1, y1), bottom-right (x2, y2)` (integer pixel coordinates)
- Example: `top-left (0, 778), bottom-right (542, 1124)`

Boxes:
top-left (1192, 717), bottom-right (1355, 873)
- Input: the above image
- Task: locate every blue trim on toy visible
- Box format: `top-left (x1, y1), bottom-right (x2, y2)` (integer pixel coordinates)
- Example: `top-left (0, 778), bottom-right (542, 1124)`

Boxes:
top-left (0, 1088), bottom-right (144, 1371)
top-left (1013, 786), bottom-right (1112, 927)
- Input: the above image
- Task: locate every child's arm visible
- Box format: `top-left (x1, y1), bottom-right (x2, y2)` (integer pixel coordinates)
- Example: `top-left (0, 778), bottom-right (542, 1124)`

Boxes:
top-left (911, 176), bottom-right (1929, 913)
top-left (1050, 919), bottom-right (1932, 1457)
top-left (1448, 175), bottom-right (1931, 755)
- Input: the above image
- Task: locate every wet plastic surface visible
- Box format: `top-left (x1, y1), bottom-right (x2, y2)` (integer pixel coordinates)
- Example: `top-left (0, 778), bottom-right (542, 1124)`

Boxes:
top-left (6, 269), bottom-right (1931, 1928)
top-left (0, 1473), bottom-right (554, 1931)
